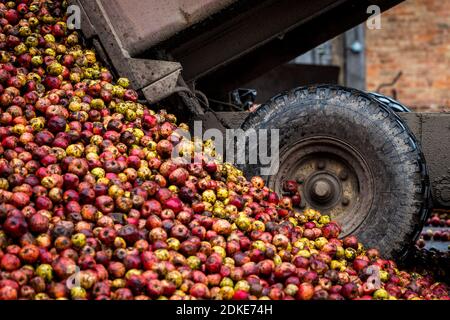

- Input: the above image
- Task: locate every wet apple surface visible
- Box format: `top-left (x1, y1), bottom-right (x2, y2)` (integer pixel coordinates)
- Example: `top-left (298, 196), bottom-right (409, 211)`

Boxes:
top-left (0, 0), bottom-right (448, 300)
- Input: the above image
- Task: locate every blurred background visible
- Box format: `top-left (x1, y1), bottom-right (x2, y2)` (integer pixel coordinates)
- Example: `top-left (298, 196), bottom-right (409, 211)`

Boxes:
top-left (244, 0), bottom-right (449, 111)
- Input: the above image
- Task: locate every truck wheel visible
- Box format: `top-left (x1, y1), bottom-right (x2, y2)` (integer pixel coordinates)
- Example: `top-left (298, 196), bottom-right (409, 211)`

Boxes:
top-left (240, 85), bottom-right (430, 260)
top-left (368, 92), bottom-right (411, 113)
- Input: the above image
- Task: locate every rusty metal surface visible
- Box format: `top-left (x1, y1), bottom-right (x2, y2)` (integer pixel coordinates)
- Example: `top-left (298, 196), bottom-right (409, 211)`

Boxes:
top-left (400, 113), bottom-right (450, 208)
top-left (141, 69), bottom-right (182, 103)
top-left (97, 0), bottom-right (237, 57)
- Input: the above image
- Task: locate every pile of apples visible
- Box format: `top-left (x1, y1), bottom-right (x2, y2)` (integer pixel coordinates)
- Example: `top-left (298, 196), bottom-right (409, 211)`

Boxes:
top-left (0, 0), bottom-right (448, 300)
top-left (416, 213), bottom-right (450, 248)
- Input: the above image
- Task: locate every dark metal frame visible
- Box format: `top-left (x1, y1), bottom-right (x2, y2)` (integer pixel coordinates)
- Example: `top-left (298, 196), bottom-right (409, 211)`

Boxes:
top-left (73, 0), bottom-right (403, 109)
top-left (168, 0), bottom-right (404, 100)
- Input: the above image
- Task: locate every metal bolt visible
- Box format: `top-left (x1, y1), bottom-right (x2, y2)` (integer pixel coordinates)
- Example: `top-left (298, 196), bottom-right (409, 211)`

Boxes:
top-left (342, 197), bottom-right (350, 206)
top-left (339, 170), bottom-right (348, 181)
top-left (310, 180), bottom-right (334, 203)
top-left (313, 181), bottom-right (331, 198)
top-left (317, 161), bottom-right (326, 170)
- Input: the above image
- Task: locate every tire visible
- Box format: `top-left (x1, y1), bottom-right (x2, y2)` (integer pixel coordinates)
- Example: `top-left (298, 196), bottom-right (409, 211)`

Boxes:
top-left (240, 85), bottom-right (430, 260)
top-left (368, 92), bottom-right (411, 113)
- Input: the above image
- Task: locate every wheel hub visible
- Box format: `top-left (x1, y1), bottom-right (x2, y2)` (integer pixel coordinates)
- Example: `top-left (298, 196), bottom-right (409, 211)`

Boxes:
top-left (311, 180), bottom-right (332, 201)
top-left (307, 173), bottom-right (342, 207)
top-left (269, 136), bottom-right (374, 237)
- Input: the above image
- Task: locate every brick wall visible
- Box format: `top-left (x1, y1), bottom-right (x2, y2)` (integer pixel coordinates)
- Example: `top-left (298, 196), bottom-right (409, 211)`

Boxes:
top-left (366, 0), bottom-right (450, 111)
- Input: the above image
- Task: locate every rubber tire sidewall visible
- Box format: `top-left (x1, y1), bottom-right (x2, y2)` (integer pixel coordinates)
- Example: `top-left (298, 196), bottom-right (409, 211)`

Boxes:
top-left (241, 85), bottom-right (429, 260)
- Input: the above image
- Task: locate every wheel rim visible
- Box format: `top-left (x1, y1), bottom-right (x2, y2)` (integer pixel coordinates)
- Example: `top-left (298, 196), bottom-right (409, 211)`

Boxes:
top-left (268, 136), bottom-right (374, 237)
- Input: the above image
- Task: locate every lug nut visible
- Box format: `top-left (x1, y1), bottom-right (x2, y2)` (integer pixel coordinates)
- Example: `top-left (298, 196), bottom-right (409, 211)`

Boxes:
top-left (342, 197), bottom-right (350, 206)
top-left (310, 179), bottom-right (334, 203)
top-left (317, 161), bottom-right (326, 170)
top-left (339, 170), bottom-right (348, 181)
top-left (312, 181), bottom-right (331, 199)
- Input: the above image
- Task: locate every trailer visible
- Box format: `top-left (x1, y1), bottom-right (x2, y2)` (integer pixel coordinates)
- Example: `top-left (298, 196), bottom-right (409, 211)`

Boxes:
top-left (71, 0), bottom-right (449, 260)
